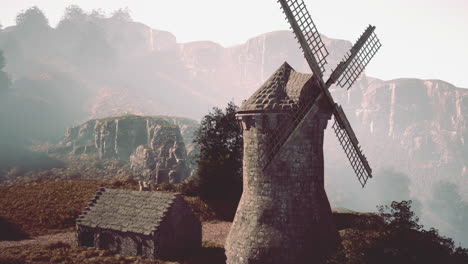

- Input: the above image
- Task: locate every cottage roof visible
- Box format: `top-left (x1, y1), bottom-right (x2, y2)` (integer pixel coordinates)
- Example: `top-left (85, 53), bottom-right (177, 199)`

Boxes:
top-left (77, 188), bottom-right (177, 235)
top-left (239, 62), bottom-right (318, 113)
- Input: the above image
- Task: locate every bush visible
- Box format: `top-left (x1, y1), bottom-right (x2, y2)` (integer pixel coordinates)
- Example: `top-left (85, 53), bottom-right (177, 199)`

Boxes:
top-left (177, 177), bottom-right (200, 197)
top-left (329, 200), bottom-right (468, 264)
top-left (158, 182), bottom-right (176, 192)
top-left (184, 196), bottom-right (217, 222)
top-left (372, 200), bottom-right (467, 263)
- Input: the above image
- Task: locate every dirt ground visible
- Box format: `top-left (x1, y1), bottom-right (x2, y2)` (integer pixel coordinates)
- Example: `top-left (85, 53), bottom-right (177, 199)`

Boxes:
top-left (201, 221), bottom-right (232, 246)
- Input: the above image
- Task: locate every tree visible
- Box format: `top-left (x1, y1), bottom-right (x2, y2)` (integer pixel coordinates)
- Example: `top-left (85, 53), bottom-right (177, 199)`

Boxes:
top-left (55, 5), bottom-right (114, 66)
top-left (0, 50), bottom-right (11, 96)
top-left (111, 8), bottom-right (133, 21)
top-left (89, 9), bottom-right (106, 21)
top-left (193, 102), bottom-right (243, 215)
top-left (0, 50), bottom-right (5, 70)
top-left (14, 6), bottom-right (51, 56)
top-left (15, 6), bottom-right (49, 31)
top-left (377, 200), bottom-right (422, 231)
top-left (57, 5), bottom-right (88, 29)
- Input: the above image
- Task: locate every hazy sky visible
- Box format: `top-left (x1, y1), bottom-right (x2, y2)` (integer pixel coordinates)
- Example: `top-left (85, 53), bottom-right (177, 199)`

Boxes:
top-left (1, 0), bottom-right (467, 88)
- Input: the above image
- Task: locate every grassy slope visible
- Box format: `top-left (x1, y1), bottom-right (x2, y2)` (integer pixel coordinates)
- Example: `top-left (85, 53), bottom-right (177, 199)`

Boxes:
top-left (0, 241), bottom-right (226, 264)
top-left (0, 179), bottom-right (216, 238)
top-left (0, 180), bottom-right (101, 237)
top-left (0, 179), bottom-right (223, 264)
top-left (3, 178), bottom-right (463, 263)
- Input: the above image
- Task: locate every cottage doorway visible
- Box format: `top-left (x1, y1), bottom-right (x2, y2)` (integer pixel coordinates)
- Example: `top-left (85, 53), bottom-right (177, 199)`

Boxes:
top-left (81, 231), bottom-right (94, 247)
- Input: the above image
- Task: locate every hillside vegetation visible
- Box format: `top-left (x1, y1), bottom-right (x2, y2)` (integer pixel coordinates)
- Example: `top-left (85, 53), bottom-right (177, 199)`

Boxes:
top-left (0, 180), bottom-right (103, 237)
top-left (0, 178), bottom-right (215, 239)
top-left (0, 241), bottom-right (225, 264)
top-left (1, 177), bottom-right (467, 264)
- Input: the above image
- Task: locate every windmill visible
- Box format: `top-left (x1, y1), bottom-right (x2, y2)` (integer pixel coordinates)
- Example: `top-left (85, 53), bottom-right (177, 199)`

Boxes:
top-left (225, 0), bottom-right (381, 263)
top-left (262, 0), bottom-right (381, 187)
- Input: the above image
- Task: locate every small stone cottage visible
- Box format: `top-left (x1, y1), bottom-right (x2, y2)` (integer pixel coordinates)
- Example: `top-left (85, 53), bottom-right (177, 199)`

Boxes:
top-left (76, 188), bottom-right (201, 259)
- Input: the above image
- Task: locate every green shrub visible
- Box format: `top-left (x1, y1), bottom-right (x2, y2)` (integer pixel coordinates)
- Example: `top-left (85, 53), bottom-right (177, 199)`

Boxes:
top-left (158, 182), bottom-right (176, 192)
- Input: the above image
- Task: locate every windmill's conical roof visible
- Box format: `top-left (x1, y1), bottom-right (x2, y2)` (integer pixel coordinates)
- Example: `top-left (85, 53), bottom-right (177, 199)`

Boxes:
top-left (239, 62), bottom-right (318, 112)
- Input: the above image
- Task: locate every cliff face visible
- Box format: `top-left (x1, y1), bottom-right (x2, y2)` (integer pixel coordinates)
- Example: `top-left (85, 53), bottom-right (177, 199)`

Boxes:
top-left (130, 125), bottom-right (188, 184)
top-left (358, 78), bottom-right (468, 172)
top-left (320, 77), bottom-right (468, 246)
top-left (323, 77), bottom-right (468, 210)
top-left (175, 31), bottom-right (351, 107)
top-left (60, 116), bottom-right (192, 183)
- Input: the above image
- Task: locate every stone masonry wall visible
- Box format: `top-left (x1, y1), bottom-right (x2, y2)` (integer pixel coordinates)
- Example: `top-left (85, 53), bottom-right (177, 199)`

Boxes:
top-left (154, 195), bottom-right (202, 259)
top-left (76, 226), bottom-right (155, 259)
top-left (225, 110), bottom-right (339, 264)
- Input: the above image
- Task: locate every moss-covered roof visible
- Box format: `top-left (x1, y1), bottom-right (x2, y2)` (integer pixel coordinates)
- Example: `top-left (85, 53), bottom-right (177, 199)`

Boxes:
top-left (239, 62), bottom-right (318, 113)
top-left (76, 188), bottom-right (177, 235)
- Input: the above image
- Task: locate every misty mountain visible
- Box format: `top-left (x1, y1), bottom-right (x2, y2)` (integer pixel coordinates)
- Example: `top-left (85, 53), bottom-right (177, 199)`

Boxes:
top-left (0, 6), bottom-right (466, 245)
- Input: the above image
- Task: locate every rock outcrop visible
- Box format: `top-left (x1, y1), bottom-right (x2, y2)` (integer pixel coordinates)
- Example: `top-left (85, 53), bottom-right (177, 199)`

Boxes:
top-left (59, 115), bottom-right (192, 183)
top-left (130, 124), bottom-right (189, 184)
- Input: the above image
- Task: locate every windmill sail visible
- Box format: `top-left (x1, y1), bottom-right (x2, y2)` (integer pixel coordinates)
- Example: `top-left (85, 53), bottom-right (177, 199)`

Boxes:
top-left (332, 105), bottom-right (372, 187)
top-left (278, 0), bottom-right (329, 83)
top-left (326, 25), bottom-right (382, 89)
top-left (259, 0), bottom-right (380, 187)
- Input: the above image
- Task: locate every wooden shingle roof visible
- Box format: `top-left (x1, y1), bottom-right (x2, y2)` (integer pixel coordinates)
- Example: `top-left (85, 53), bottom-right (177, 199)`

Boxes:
top-left (239, 62), bottom-right (318, 113)
top-left (76, 188), bottom-right (177, 235)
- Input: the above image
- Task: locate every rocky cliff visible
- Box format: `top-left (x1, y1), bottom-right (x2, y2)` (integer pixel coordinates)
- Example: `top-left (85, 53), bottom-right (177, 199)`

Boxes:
top-left (321, 77), bottom-right (468, 247)
top-left (59, 115), bottom-right (194, 183)
top-left (324, 77), bottom-right (468, 200)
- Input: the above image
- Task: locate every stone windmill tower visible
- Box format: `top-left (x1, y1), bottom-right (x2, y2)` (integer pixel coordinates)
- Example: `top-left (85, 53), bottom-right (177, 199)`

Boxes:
top-left (225, 0), bottom-right (382, 263)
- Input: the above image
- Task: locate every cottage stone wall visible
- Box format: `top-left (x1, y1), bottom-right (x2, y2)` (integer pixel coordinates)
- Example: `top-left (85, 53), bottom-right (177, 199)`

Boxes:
top-left (155, 195), bottom-right (202, 259)
top-left (77, 226), bottom-right (155, 259)
top-left (225, 109), bottom-right (339, 264)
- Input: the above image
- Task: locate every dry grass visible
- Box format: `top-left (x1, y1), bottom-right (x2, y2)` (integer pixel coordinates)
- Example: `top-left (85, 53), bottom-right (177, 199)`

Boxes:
top-left (0, 172), bottom-right (225, 263)
top-left (0, 180), bottom-right (101, 237)
top-left (0, 179), bottom-right (219, 239)
top-left (0, 241), bottom-right (226, 264)
top-left (0, 242), bottom-right (167, 264)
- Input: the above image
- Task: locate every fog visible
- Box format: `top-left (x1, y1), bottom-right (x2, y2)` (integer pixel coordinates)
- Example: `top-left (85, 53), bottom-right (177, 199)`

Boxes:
top-left (0, 5), bottom-right (466, 247)
top-left (427, 182), bottom-right (468, 247)
top-left (0, 6), bottom-right (212, 173)
top-left (325, 165), bottom-right (467, 246)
